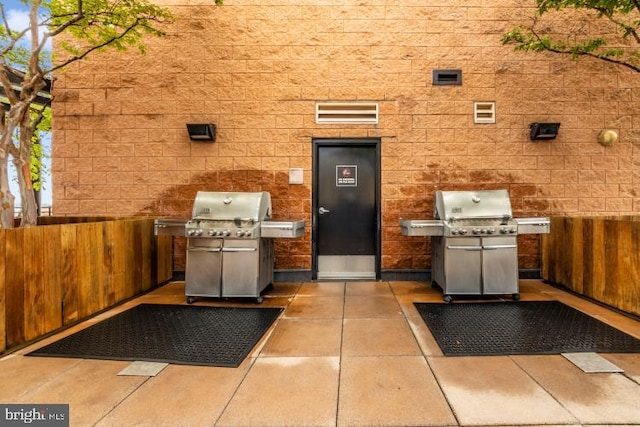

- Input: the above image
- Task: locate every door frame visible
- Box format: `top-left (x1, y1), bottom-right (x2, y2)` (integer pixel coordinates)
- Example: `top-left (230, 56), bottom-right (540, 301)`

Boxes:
top-left (311, 138), bottom-right (382, 280)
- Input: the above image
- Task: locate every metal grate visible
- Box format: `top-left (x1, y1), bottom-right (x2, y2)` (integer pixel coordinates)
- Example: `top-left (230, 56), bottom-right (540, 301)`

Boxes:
top-left (315, 102), bottom-right (379, 124)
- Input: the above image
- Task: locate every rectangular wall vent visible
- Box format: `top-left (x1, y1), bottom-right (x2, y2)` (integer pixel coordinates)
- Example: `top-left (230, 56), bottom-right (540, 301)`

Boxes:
top-left (315, 102), bottom-right (379, 124)
top-left (432, 69), bottom-right (462, 86)
top-left (474, 101), bottom-right (496, 124)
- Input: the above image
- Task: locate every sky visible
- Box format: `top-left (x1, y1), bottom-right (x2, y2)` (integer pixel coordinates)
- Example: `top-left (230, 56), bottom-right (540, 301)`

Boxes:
top-left (3, 0), bottom-right (53, 207)
top-left (3, 1), bottom-right (33, 41)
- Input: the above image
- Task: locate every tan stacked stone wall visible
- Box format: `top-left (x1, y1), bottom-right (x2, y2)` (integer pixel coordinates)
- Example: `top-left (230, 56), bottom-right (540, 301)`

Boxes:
top-left (51, 0), bottom-right (640, 272)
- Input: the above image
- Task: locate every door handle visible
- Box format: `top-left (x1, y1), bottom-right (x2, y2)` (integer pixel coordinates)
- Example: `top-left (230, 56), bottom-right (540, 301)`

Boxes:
top-left (318, 207), bottom-right (330, 215)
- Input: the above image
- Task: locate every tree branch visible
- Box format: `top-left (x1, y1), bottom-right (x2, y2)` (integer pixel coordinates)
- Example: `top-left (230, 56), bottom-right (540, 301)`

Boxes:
top-left (592, 6), bottom-right (640, 44)
top-left (0, 67), bottom-right (19, 104)
top-left (45, 4), bottom-right (86, 39)
top-left (47, 18), bottom-right (153, 74)
top-left (528, 26), bottom-right (640, 72)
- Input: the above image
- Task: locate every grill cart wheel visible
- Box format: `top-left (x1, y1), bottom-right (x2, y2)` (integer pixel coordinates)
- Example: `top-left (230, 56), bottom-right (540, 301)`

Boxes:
top-left (443, 295), bottom-right (453, 304)
top-left (512, 293), bottom-right (520, 301)
top-left (187, 296), bottom-right (196, 304)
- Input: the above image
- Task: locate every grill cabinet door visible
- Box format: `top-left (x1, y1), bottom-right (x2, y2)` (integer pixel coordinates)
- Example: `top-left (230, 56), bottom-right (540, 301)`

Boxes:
top-left (221, 239), bottom-right (260, 298)
top-left (443, 237), bottom-right (482, 295)
top-left (185, 238), bottom-right (222, 297)
top-left (481, 236), bottom-right (518, 294)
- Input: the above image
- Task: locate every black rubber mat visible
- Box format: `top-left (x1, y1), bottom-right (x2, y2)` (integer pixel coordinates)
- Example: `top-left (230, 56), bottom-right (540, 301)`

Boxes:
top-left (414, 301), bottom-right (640, 356)
top-left (27, 304), bottom-right (283, 367)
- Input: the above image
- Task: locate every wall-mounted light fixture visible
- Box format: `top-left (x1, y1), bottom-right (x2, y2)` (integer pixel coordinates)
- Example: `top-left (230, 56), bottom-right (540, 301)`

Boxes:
top-left (597, 129), bottom-right (618, 147)
top-left (186, 123), bottom-right (216, 141)
top-left (529, 122), bottom-right (560, 141)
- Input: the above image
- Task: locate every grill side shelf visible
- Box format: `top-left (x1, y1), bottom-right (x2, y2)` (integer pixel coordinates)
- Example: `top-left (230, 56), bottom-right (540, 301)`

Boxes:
top-left (261, 220), bottom-right (306, 238)
top-left (399, 219), bottom-right (444, 237)
top-left (154, 218), bottom-right (188, 237)
top-left (515, 217), bottom-right (550, 234)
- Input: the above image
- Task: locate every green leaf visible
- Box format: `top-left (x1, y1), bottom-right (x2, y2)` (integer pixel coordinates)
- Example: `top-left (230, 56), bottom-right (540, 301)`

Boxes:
top-left (503, 0), bottom-right (640, 72)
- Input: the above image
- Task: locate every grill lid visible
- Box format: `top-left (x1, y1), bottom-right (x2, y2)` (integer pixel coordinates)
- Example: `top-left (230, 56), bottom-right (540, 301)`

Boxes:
top-left (434, 189), bottom-right (512, 221)
top-left (191, 191), bottom-right (272, 222)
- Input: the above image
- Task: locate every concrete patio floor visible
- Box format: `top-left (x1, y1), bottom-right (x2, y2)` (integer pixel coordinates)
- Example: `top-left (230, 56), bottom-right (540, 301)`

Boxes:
top-left (2, 279), bottom-right (640, 426)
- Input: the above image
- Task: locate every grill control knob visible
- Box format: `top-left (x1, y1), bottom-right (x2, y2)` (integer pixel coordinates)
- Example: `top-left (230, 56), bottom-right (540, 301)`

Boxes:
top-left (222, 230), bottom-right (231, 237)
top-left (245, 230), bottom-right (252, 237)
top-left (208, 230), bottom-right (216, 236)
top-left (236, 230), bottom-right (245, 237)
top-left (451, 229), bottom-right (459, 235)
top-left (500, 227), bottom-right (508, 234)
top-left (509, 227), bottom-right (517, 234)
top-left (459, 228), bottom-right (468, 235)
top-left (487, 228), bottom-right (496, 234)
top-left (472, 228), bottom-right (481, 235)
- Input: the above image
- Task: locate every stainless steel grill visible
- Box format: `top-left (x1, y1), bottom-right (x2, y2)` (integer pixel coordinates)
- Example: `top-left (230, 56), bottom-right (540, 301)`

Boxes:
top-left (400, 189), bottom-right (549, 302)
top-left (155, 191), bottom-right (305, 303)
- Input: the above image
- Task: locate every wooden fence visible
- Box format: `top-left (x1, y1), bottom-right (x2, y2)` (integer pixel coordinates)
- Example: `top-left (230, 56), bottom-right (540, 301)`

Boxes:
top-left (0, 217), bottom-right (173, 354)
top-left (542, 216), bottom-right (640, 317)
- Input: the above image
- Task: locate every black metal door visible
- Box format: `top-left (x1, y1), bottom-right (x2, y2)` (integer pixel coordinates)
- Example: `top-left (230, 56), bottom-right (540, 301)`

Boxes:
top-left (313, 139), bottom-right (380, 279)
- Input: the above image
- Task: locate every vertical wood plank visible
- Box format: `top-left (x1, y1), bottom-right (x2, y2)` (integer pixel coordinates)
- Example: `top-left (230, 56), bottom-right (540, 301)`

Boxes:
top-left (570, 218), bottom-right (584, 293)
top-left (582, 218), bottom-right (593, 297)
top-left (5, 228), bottom-right (25, 347)
top-left (626, 222), bottom-right (640, 315)
top-left (101, 221), bottom-right (115, 308)
top-left (123, 220), bottom-right (136, 300)
top-left (557, 218), bottom-right (571, 287)
top-left (540, 220), bottom-right (552, 282)
top-left (109, 219), bottom-right (127, 303)
top-left (549, 216), bottom-right (563, 284)
top-left (132, 220), bottom-right (144, 295)
top-left (610, 220), bottom-right (631, 308)
top-left (0, 229), bottom-right (6, 353)
top-left (23, 226), bottom-right (45, 341)
top-left (96, 222), bottom-right (107, 311)
top-left (158, 234), bottom-right (173, 284)
top-left (140, 219), bottom-right (152, 291)
top-left (590, 218), bottom-right (605, 301)
top-left (61, 224), bottom-right (78, 325)
top-left (602, 219), bottom-right (618, 305)
top-left (76, 223), bottom-right (103, 318)
top-left (42, 225), bottom-right (63, 334)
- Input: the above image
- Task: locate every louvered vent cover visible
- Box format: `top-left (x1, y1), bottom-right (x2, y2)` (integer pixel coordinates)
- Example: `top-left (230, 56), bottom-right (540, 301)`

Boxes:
top-left (315, 102), bottom-right (379, 124)
top-left (474, 102), bottom-right (496, 124)
top-left (432, 69), bottom-right (462, 85)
